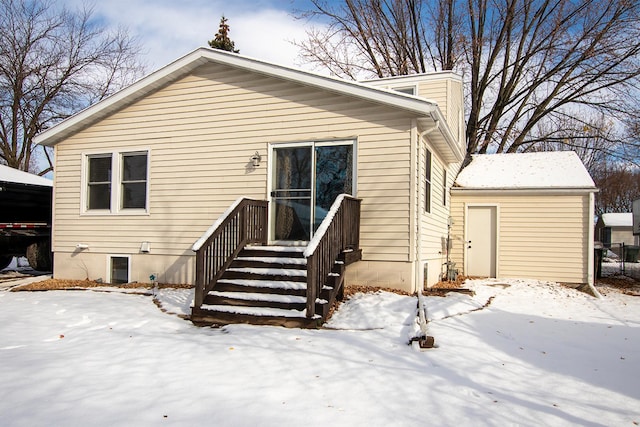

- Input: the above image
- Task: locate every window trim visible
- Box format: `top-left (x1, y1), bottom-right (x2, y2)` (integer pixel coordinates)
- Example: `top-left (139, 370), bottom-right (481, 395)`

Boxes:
top-left (81, 148), bottom-right (150, 216)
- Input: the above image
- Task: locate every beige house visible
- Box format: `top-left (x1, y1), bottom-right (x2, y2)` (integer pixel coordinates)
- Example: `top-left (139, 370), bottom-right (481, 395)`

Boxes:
top-left (449, 152), bottom-right (598, 286)
top-left (34, 47), bottom-right (465, 323)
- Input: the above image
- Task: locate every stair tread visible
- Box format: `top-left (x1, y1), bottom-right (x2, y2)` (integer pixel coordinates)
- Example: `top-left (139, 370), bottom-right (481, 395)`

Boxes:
top-left (245, 245), bottom-right (306, 253)
top-left (226, 267), bottom-right (307, 277)
top-left (210, 291), bottom-right (307, 304)
top-left (217, 278), bottom-right (307, 290)
top-left (200, 304), bottom-right (318, 319)
top-left (235, 256), bottom-right (307, 265)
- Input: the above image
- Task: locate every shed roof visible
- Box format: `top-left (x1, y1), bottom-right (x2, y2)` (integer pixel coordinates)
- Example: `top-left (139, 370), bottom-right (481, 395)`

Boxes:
top-left (600, 212), bottom-right (632, 227)
top-left (0, 164), bottom-right (52, 187)
top-left (34, 48), bottom-right (463, 162)
top-left (454, 151), bottom-right (596, 190)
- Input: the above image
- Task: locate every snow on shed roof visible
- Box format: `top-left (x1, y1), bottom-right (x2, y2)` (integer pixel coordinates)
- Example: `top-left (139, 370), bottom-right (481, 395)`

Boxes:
top-left (600, 212), bottom-right (632, 227)
top-left (0, 164), bottom-right (52, 187)
top-left (454, 151), bottom-right (595, 189)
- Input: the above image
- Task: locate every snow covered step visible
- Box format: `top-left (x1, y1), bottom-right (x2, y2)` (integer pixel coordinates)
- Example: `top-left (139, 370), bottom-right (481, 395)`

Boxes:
top-left (245, 245), bottom-right (305, 253)
top-left (223, 267), bottom-right (307, 283)
top-left (232, 256), bottom-right (307, 270)
top-left (236, 256), bottom-right (306, 264)
top-left (227, 267), bottom-right (306, 277)
top-left (211, 291), bottom-right (307, 304)
top-left (201, 304), bottom-right (307, 318)
top-left (216, 279), bottom-right (308, 296)
top-left (191, 304), bottom-right (322, 328)
top-left (205, 290), bottom-right (308, 311)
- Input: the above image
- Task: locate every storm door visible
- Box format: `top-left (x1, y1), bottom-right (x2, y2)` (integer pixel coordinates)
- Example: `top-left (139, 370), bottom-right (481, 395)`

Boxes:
top-left (270, 141), bottom-right (354, 243)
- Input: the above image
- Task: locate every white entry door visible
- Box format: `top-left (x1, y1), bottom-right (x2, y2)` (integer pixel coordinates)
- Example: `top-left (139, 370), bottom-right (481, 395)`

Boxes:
top-left (466, 205), bottom-right (497, 277)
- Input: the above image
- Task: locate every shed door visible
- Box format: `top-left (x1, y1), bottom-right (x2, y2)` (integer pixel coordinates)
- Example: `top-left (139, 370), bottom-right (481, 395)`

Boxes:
top-left (466, 206), bottom-right (497, 277)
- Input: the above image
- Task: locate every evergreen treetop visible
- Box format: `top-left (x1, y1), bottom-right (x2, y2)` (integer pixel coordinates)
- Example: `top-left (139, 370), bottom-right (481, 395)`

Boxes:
top-left (208, 16), bottom-right (239, 53)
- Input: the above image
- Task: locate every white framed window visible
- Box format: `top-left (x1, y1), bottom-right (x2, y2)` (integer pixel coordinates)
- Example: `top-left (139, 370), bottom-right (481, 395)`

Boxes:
top-left (108, 255), bottom-right (130, 284)
top-left (425, 148), bottom-right (432, 213)
top-left (391, 85), bottom-right (417, 95)
top-left (82, 149), bottom-right (149, 215)
top-left (442, 168), bottom-right (447, 206)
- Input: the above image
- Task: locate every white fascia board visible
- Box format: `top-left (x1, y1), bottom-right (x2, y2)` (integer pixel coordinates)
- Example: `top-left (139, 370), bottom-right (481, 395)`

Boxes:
top-left (35, 47), bottom-right (440, 147)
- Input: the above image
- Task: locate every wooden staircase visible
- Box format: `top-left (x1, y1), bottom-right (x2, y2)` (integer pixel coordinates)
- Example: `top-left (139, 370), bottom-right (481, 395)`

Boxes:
top-left (190, 196), bottom-right (362, 328)
top-left (192, 245), bottom-right (350, 328)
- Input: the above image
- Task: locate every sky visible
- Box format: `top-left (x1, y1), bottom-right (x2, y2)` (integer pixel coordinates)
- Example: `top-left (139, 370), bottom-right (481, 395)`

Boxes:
top-left (74, 0), bottom-right (328, 72)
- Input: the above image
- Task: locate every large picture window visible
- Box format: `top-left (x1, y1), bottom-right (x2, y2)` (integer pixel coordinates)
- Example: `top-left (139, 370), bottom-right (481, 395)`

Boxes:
top-left (84, 150), bottom-right (149, 213)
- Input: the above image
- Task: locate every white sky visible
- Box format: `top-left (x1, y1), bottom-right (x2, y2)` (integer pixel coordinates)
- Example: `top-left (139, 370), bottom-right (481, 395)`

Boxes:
top-left (78, 0), bottom-right (323, 71)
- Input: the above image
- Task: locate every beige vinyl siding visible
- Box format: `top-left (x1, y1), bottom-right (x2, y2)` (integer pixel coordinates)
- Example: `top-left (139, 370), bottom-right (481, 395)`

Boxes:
top-left (418, 77), bottom-right (465, 151)
top-left (450, 192), bottom-right (591, 284)
top-left (417, 139), bottom-right (463, 285)
top-left (52, 62), bottom-right (416, 282)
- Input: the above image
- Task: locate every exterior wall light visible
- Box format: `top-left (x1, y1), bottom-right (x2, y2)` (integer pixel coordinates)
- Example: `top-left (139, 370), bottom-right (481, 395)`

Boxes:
top-left (251, 151), bottom-right (262, 167)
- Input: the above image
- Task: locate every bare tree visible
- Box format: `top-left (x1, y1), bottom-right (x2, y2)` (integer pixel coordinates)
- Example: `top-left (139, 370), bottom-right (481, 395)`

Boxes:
top-left (592, 164), bottom-right (640, 215)
top-left (0, 0), bottom-right (145, 174)
top-left (297, 0), bottom-right (640, 162)
top-left (297, 0), bottom-right (433, 78)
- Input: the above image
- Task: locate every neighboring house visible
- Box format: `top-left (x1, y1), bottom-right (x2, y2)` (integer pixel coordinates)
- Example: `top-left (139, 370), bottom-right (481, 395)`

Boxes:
top-left (595, 213), bottom-right (639, 247)
top-left (449, 151), bottom-right (598, 286)
top-left (34, 48), bottom-right (465, 325)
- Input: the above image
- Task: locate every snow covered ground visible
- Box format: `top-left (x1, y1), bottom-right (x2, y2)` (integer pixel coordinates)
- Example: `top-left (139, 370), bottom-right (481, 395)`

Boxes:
top-left (0, 278), bottom-right (638, 426)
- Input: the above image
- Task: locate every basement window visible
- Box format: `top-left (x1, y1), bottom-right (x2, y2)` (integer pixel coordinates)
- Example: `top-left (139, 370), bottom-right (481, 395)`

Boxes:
top-left (110, 256), bottom-right (130, 284)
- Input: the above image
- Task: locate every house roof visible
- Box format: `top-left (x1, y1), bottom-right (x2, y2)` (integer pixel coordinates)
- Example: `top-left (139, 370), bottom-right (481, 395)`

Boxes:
top-left (33, 48), bottom-right (463, 162)
top-left (454, 151), bottom-right (596, 190)
top-left (0, 164), bottom-right (52, 187)
top-left (600, 212), bottom-right (632, 227)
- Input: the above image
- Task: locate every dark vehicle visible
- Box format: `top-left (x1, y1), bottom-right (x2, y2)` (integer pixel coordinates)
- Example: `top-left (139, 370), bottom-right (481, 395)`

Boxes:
top-left (0, 165), bottom-right (52, 271)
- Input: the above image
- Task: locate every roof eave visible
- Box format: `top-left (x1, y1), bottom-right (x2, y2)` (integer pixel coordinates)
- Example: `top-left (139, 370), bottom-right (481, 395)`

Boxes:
top-left (419, 108), bottom-right (464, 164)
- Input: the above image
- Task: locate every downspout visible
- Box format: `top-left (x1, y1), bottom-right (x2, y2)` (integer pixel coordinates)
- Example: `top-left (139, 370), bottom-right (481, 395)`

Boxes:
top-left (415, 117), bottom-right (440, 291)
top-left (587, 191), bottom-right (602, 298)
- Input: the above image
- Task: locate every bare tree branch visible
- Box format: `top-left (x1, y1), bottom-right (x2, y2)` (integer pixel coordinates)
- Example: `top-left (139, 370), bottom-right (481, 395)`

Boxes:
top-left (296, 0), bottom-right (640, 166)
top-left (0, 0), bottom-right (145, 173)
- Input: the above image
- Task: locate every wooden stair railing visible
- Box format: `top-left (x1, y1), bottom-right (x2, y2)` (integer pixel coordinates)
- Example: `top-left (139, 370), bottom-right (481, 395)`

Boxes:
top-left (304, 194), bottom-right (362, 319)
top-left (192, 198), bottom-right (268, 309)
